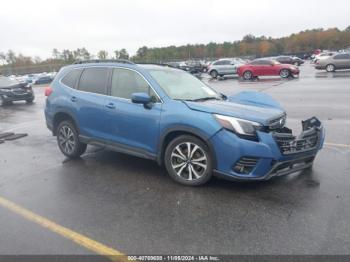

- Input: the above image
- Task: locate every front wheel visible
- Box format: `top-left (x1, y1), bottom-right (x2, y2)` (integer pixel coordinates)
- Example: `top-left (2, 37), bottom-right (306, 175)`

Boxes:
top-left (26, 98), bottom-right (34, 103)
top-left (56, 120), bottom-right (87, 158)
top-left (164, 135), bottom-right (213, 186)
top-left (210, 70), bottom-right (218, 78)
top-left (280, 69), bottom-right (290, 78)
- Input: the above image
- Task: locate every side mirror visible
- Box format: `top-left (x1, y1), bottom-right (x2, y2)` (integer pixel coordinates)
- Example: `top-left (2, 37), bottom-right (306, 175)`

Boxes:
top-left (131, 92), bottom-right (152, 109)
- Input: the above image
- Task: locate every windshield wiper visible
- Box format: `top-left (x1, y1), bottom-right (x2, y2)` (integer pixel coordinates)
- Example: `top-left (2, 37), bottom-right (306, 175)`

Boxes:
top-left (190, 97), bottom-right (221, 102)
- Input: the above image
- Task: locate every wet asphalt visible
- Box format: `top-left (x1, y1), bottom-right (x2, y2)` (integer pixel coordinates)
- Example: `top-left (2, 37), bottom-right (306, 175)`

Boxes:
top-left (0, 63), bottom-right (349, 256)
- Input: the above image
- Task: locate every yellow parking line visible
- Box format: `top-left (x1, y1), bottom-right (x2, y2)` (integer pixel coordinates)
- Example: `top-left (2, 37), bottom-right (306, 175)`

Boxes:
top-left (324, 142), bottom-right (350, 148)
top-left (0, 196), bottom-right (128, 262)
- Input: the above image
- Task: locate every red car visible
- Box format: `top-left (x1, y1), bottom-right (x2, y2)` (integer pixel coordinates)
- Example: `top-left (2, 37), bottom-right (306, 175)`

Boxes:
top-left (237, 59), bottom-right (300, 80)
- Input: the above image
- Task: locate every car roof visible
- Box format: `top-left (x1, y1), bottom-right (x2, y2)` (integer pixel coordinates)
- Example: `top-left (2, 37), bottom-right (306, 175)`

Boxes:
top-left (62, 62), bottom-right (181, 73)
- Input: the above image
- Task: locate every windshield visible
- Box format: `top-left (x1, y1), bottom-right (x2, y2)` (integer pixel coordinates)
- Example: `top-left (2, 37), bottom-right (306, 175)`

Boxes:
top-left (149, 69), bottom-right (220, 101)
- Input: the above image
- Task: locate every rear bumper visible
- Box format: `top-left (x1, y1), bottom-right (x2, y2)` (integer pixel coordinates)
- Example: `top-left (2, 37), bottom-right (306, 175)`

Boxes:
top-left (210, 117), bottom-right (324, 181)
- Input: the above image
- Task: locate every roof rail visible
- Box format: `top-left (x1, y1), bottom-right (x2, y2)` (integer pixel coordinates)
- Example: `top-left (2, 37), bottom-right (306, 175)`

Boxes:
top-left (73, 59), bottom-right (135, 65)
top-left (136, 62), bottom-right (174, 67)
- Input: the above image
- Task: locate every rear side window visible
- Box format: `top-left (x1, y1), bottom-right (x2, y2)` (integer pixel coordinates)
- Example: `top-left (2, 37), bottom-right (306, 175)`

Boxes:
top-left (251, 60), bottom-right (270, 65)
top-left (61, 69), bottom-right (82, 88)
top-left (78, 67), bottom-right (108, 95)
top-left (334, 54), bottom-right (349, 60)
top-left (111, 68), bottom-right (159, 102)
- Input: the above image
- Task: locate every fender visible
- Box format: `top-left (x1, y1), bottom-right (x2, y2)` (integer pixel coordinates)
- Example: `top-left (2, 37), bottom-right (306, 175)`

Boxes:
top-left (157, 125), bottom-right (218, 168)
top-left (52, 108), bottom-right (80, 135)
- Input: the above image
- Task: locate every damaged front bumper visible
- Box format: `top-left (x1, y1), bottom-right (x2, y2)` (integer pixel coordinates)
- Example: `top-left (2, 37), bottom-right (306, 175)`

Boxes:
top-left (211, 117), bottom-right (325, 181)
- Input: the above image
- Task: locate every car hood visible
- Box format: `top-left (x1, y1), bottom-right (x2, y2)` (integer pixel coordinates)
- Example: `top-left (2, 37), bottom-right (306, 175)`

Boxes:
top-left (183, 91), bottom-right (285, 125)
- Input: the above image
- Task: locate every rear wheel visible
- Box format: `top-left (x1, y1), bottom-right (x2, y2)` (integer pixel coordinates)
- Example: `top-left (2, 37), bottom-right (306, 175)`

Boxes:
top-left (243, 70), bottom-right (253, 80)
top-left (210, 70), bottom-right (218, 78)
top-left (164, 135), bottom-right (213, 186)
top-left (280, 69), bottom-right (290, 78)
top-left (326, 64), bottom-right (335, 72)
top-left (56, 120), bottom-right (87, 158)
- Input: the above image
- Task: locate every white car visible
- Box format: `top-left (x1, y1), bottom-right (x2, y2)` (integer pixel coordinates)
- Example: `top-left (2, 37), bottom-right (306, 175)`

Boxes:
top-left (207, 58), bottom-right (245, 78)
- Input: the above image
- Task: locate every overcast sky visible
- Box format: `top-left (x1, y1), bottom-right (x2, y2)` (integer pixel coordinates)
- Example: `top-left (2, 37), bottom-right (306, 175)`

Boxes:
top-left (1, 0), bottom-right (349, 58)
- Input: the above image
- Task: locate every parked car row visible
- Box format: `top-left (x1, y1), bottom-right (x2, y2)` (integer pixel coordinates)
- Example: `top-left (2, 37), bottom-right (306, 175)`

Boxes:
top-left (7, 72), bottom-right (57, 85)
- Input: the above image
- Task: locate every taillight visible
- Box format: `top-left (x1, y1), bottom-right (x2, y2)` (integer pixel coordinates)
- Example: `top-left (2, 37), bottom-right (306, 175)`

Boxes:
top-left (45, 86), bottom-right (53, 96)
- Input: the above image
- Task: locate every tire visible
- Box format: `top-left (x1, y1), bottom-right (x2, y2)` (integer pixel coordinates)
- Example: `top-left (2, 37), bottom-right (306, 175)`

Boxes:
top-left (210, 70), bottom-right (218, 79)
top-left (280, 69), bottom-right (290, 78)
top-left (26, 98), bottom-right (34, 103)
top-left (294, 62), bottom-right (299, 66)
top-left (164, 135), bottom-right (213, 186)
top-left (56, 120), bottom-right (87, 158)
top-left (326, 64), bottom-right (335, 72)
top-left (243, 70), bottom-right (253, 80)
top-left (0, 96), bottom-right (4, 107)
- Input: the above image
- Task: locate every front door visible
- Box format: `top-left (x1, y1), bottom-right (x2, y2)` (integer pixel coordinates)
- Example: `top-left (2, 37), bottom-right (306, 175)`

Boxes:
top-left (104, 68), bottom-right (162, 155)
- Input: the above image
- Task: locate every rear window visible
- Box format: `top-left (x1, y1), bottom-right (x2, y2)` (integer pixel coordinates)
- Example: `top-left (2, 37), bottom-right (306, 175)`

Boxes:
top-left (78, 67), bottom-right (108, 95)
top-left (61, 69), bottom-right (82, 88)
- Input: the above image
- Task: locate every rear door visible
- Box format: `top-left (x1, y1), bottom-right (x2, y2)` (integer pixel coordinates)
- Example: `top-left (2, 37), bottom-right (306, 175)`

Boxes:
top-left (333, 53), bottom-right (350, 69)
top-left (75, 67), bottom-right (110, 139)
top-left (104, 68), bottom-right (162, 155)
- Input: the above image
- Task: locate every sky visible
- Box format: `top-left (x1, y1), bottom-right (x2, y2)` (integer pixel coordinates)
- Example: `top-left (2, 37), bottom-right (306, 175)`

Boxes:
top-left (1, 0), bottom-right (349, 59)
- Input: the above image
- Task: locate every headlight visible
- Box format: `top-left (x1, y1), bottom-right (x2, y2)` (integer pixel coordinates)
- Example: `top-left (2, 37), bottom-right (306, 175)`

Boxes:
top-left (214, 114), bottom-right (263, 139)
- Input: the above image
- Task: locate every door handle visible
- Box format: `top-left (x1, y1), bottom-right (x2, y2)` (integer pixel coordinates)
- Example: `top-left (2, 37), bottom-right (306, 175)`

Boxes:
top-left (105, 103), bottom-right (116, 109)
top-left (71, 96), bottom-right (77, 102)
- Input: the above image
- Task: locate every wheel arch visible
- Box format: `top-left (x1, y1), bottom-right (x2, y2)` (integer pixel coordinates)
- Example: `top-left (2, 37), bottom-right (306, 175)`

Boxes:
top-left (209, 69), bottom-right (218, 76)
top-left (52, 111), bottom-right (79, 136)
top-left (157, 126), bottom-right (217, 169)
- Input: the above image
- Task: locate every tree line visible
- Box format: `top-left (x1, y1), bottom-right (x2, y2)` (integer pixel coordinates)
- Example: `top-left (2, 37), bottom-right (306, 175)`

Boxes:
top-left (1, 26), bottom-right (349, 74)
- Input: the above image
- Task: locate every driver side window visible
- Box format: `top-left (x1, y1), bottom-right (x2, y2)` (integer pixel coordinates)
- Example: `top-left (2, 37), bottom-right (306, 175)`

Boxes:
top-left (111, 68), bottom-right (159, 102)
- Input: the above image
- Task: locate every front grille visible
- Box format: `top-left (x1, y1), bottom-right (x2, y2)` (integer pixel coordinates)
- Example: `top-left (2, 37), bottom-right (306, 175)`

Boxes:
top-left (274, 132), bottom-right (318, 155)
top-left (233, 157), bottom-right (259, 174)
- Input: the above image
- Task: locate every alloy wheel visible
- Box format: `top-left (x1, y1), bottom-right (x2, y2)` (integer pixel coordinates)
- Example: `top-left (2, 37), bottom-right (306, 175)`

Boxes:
top-left (170, 142), bottom-right (207, 181)
top-left (58, 125), bottom-right (76, 155)
top-left (326, 64), bottom-right (335, 72)
top-left (280, 69), bottom-right (290, 78)
top-left (243, 71), bottom-right (252, 80)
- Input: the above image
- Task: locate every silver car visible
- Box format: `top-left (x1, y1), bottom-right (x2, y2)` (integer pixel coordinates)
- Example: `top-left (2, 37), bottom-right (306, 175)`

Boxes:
top-left (315, 52), bottom-right (350, 72)
top-left (207, 58), bottom-right (244, 78)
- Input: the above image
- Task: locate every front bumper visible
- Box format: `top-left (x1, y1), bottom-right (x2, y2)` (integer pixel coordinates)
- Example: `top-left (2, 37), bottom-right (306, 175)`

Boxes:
top-left (210, 117), bottom-right (325, 181)
top-left (291, 68), bottom-right (300, 75)
top-left (1, 90), bottom-right (34, 102)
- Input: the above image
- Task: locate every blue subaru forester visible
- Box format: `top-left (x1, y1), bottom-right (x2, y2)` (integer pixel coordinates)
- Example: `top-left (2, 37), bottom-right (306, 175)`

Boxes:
top-left (44, 60), bottom-right (325, 186)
